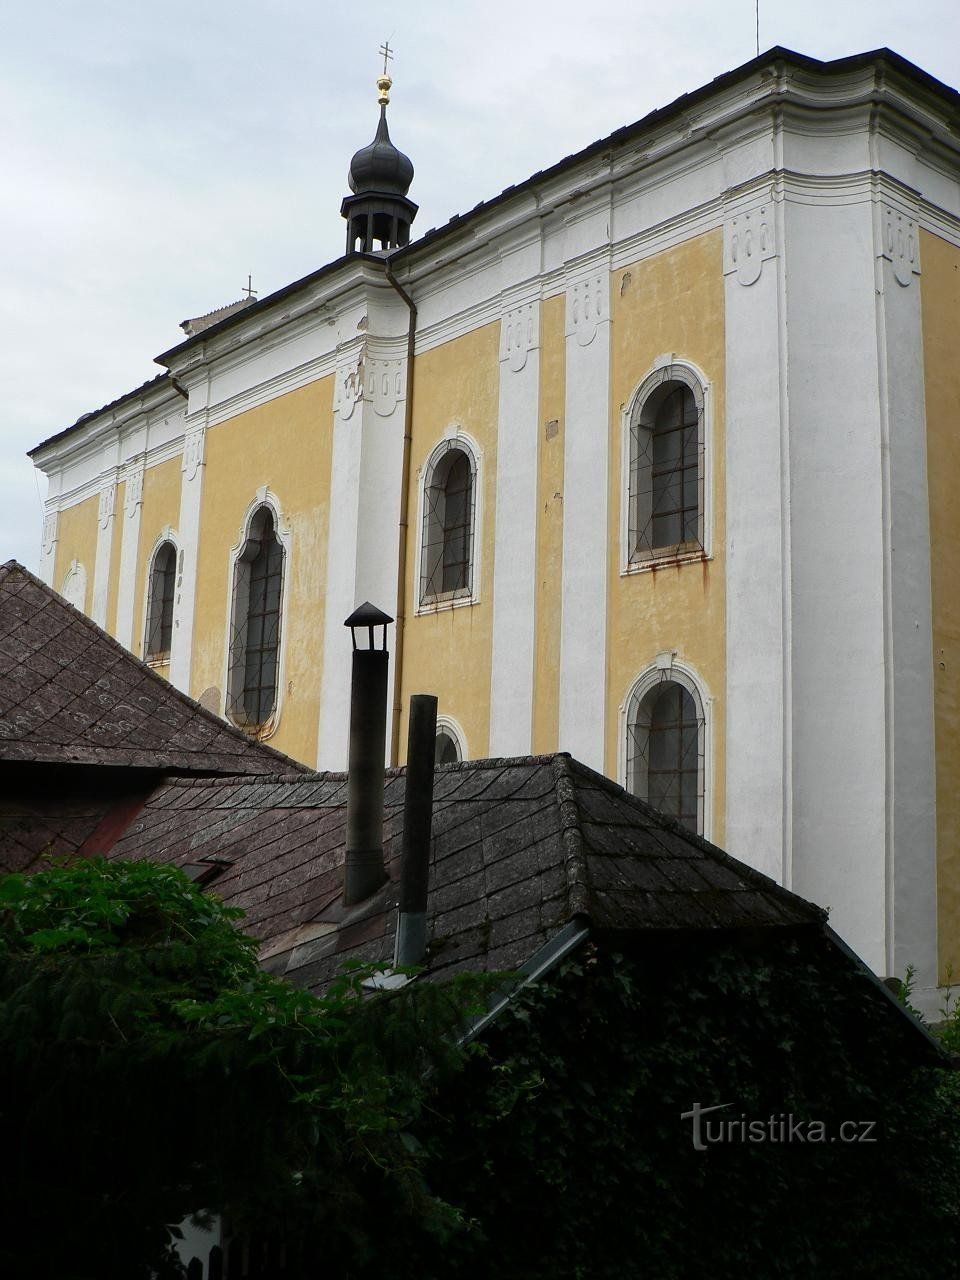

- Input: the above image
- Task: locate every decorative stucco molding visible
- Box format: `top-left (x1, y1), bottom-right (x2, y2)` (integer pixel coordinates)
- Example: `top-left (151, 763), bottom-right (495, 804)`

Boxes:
top-left (565, 274), bottom-right (608, 347)
top-left (365, 357), bottom-right (405, 417)
top-left (879, 205), bottom-right (921, 286)
top-left (41, 510), bottom-right (58, 558)
top-left (181, 424), bottom-right (206, 481)
top-left (723, 205), bottom-right (777, 286)
top-left (124, 458), bottom-right (145, 518)
top-left (499, 301), bottom-right (539, 372)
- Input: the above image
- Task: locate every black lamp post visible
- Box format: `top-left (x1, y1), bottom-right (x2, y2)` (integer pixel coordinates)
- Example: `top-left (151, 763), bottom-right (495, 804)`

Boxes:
top-left (343, 602), bottom-right (394, 906)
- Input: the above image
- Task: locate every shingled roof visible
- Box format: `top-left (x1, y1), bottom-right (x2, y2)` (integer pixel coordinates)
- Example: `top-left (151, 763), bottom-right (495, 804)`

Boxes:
top-left (110, 754), bottom-right (825, 993)
top-left (0, 561), bottom-right (308, 777)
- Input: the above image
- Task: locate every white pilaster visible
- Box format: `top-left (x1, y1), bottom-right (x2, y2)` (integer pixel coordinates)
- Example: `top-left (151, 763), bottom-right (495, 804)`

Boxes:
top-left (38, 507), bottom-right (58, 585)
top-left (558, 270), bottom-right (610, 771)
top-left (489, 300), bottom-right (540, 755)
top-left (784, 194), bottom-right (888, 974)
top-left (91, 477), bottom-right (117, 626)
top-left (723, 194), bottom-right (788, 883)
top-left (115, 457), bottom-right (144, 650)
top-left (316, 338), bottom-right (407, 770)
top-left (169, 423), bottom-right (205, 693)
top-left (874, 200), bottom-right (937, 991)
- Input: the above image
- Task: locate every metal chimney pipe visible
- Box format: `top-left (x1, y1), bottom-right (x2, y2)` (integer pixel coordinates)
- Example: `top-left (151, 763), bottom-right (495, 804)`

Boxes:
top-left (395, 693), bottom-right (438, 966)
top-left (343, 603), bottom-right (393, 906)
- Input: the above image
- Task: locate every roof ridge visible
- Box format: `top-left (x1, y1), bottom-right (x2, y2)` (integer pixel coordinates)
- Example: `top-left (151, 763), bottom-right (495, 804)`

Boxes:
top-left (0, 561), bottom-right (310, 776)
top-left (551, 753), bottom-right (590, 920)
top-left (562, 754), bottom-right (825, 925)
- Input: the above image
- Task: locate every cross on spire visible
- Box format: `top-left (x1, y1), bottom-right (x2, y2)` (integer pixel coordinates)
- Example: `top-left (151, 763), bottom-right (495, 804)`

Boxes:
top-left (379, 40), bottom-right (393, 76)
top-left (242, 274), bottom-right (257, 300)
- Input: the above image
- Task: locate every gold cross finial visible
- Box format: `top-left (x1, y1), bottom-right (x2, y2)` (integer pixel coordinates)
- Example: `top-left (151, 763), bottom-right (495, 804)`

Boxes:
top-left (376, 40), bottom-right (394, 106)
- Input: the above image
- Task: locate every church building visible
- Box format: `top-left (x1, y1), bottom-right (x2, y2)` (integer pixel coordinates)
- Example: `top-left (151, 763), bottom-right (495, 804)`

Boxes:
top-left (28, 47), bottom-right (960, 1009)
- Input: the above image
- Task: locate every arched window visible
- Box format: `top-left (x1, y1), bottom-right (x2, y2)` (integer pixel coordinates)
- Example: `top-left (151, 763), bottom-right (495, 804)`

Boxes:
top-left (435, 727), bottom-right (461, 766)
top-left (420, 440), bottom-right (477, 605)
top-left (627, 365), bottom-right (706, 563)
top-left (144, 541), bottom-right (176, 662)
top-left (227, 506), bottom-right (285, 731)
top-left (625, 670), bottom-right (706, 835)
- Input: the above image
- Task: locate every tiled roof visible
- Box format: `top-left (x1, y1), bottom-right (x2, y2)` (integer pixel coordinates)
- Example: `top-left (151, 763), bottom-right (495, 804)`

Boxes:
top-left (0, 562), bottom-right (309, 776)
top-left (110, 754), bottom-right (825, 993)
top-left (0, 780), bottom-right (153, 874)
top-left (179, 297), bottom-right (257, 337)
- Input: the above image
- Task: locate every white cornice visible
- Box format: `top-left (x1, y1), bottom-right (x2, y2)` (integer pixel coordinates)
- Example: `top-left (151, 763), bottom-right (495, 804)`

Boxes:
top-left (31, 380), bottom-right (182, 474)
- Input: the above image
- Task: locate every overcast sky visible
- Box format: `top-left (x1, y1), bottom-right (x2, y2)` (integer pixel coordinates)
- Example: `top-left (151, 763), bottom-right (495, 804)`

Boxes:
top-left (3, 1), bottom-right (958, 573)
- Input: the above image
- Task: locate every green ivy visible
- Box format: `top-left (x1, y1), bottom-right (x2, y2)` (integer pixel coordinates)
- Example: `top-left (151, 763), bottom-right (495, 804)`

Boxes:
top-left (0, 859), bottom-right (488, 1279)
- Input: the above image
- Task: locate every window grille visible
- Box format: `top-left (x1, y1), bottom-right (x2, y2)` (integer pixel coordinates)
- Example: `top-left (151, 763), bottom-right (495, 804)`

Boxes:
top-left (227, 508), bottom-right (284, 732)
top-left (145, 541), bottom-right (176, 661)
top-left (420, 443), bottom-right (476, 604)
top-left (629, 378), bottom-right (704, 561)
top-left (626, 678), bottom-right (704, 834)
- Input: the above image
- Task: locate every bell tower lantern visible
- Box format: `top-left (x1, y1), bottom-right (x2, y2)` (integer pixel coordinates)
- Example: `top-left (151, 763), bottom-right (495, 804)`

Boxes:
top-left (341, 45), bottom-right (418, 254)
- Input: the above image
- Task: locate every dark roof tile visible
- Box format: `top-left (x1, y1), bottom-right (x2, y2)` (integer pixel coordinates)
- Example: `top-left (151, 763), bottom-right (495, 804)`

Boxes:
top-left (0, 562), bottom-right (308, 777)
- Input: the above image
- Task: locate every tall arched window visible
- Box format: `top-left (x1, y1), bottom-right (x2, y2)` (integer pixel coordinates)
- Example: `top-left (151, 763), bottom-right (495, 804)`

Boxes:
top-left (227, 506), bottom-right (285, 731)
top-left (420, 440), bottom-right (477, 605)
top-left (144, 541), bottom-right (176, 662)
top-left (627, 364), bottom-right (706, 563)
top-left (625, 670), bottom-right (706, 835)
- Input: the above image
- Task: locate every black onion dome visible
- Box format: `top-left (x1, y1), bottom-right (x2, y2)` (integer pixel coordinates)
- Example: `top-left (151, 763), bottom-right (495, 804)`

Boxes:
top-left (348, 106), bottom-right (414, 196)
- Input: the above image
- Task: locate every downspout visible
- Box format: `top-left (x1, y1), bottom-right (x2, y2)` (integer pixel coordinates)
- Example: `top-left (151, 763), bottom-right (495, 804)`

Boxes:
top-left (384, 260), bottom-right (417, 767)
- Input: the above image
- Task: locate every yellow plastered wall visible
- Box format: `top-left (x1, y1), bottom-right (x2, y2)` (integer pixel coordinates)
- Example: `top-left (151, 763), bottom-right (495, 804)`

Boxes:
top-left (606, 230), bottom-right (726, 841)
top-left (531, 294), bottom-right (565, 753)
top-left (53, 494), bottom-right (98, 612)
top-left (191, 376), bottom-right (334, 766)
top-left (398, 322), bottom-right (500, 761)
top-left (105, 480), bottom-right (125, 636)
top-left (132, 458), bottom-right (182, 662)
top-left (920, 229), bottom-right (960, 982)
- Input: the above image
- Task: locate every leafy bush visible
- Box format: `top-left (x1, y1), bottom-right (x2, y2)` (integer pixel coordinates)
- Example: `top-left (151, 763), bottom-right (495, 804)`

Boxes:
top-left (0, 858), bottom-right (483, 1279)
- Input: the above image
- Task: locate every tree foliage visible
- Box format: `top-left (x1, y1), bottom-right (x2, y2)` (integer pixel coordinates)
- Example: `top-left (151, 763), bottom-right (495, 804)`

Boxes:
top-left (3, 860), bottom-right (958, 1279)
top-left (407, 937), bottom-right (960, 1280)
top-left (0, 858), bottom-right (482, 1279)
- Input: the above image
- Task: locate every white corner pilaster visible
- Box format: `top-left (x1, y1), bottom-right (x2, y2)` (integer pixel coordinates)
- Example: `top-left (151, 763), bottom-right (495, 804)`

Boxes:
top-left (723, 192), bottom-right (788, 883)
top-left (169, 423), bottom-right (205, 693)
top-left (489, 299), bottom-right (540, 755)
top-left (558, 270), bottom-right (610, 771)
top-left (784, 193), bottom-right (888, 975)
top-left (874, 199), bottom-right (937, 993)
